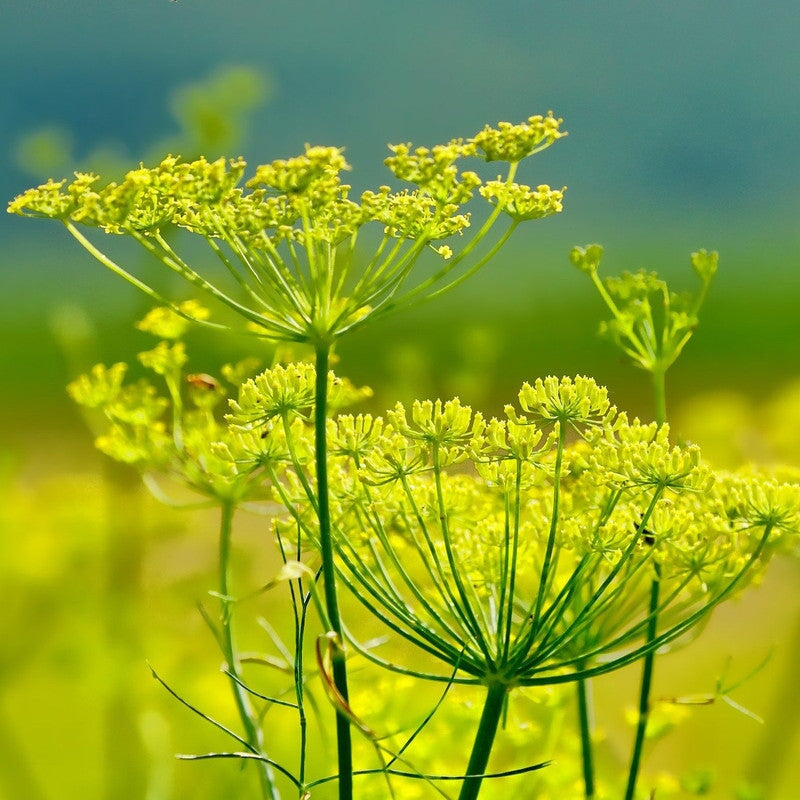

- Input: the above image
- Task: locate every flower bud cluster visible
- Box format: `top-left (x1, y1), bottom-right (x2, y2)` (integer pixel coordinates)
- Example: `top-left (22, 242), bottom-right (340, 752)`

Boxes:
top-left (480, 181), bottom-right (565, 221)
top-left (514, 375), bottom-right (613, 428)
top-left (384, 139), bottom-right (480, 206)
top-left (471, 112), bottom-right (566, 163)
top-left (227, 363), bottom-right (371, 430)
top-left (569, 246), bottom-right (719, 376)
top-left (247, 146), bottom-right (348, 195)
top-left (68, 303), bottom-right (268, 501)
top-left (359, 187), bottom-right (471, 241)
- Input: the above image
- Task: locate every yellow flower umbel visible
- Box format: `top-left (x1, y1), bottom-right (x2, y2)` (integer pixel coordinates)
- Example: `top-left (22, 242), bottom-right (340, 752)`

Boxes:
top-left (569, 245), bottom-right (718, 425)
top-left (227, 367), bottom-right (798, 800)
top-left (319, 377), bottom-right (795, 800)
top-left (10, 115), bottom-right (566, 348)
top-left (68, 304), bottom-right (262, 503)
top-left (325, 377), bottom-right (795, 687)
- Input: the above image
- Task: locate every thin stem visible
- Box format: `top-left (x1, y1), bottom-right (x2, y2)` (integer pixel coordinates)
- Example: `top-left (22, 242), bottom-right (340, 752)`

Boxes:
top-left (624, 565), bottom-right (661, 800)
top-left (63, 222), bottom-right (224, 331)
top-left (422, 220), bottom-right (519, 304)
top-left (588, 269), bottom-right (652, 367)
top-left (432, 445), bottom-right (495, 666)
top-left (623, 360), bottom-right (667, 800)
top-left (528, 491), bottom-right (663, 666)
top-left (458, 681), bottom-right (509, 800)
top-left (141, 231), bottom-right (276, 330)
top-left (531, 421), bottom-right (567, 632)
top-left (314, 345), bottom-right (353, 800)
top-left (576, 670), bottom-right (595, 799)
top-left (274, 525), bottom-right (310, 788)
top-left (499, 464), bottom-right (522, 663)
top-left (217, 500), bottom-right (279, 800)
top-left (518, 522), bottom-right (775, 686)
top-left (343, 485), bottom-right (481, 659)
top-left (652, 367), bottom-right (667, 428)
top-left (205, 234), bottom-right (270, 307)
top-left (395, 474), bottom-right (490, 657)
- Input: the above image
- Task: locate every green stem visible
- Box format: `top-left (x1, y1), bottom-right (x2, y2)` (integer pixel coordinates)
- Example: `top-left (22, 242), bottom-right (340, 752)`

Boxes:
top-left (458, 681), bottom-right (509, 800)
top-left (218, 500), bottom-right (279, 800)
top-left (623, 364), bottom-right (668, 800)
top-left (531, 421), bottom-right (566, 631)
top-left (576, 673), bottom-right (595, 799)
top-left (314, 345), bottom-right (354, 800)
top-left (652, 367), bottom-right (667, 428)
top-left (623, 566), bottom-right (661, 800)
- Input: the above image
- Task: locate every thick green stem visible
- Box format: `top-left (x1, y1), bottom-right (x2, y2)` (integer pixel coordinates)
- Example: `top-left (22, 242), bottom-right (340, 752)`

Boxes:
top-left (576, 673), bottom-right (595, 799)
top-left (458, 682), bottom-right (509, 800)
top-left (314, 345), bottom-right (353, 800)
top-left (623, 567), bottom-right (661, 800)
top-left (218, 500), bottom-right (279, 800)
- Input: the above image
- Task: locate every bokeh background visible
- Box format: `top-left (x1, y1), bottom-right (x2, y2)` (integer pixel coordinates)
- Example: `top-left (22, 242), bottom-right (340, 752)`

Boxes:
top-left (2, 1), bottom-right (800, 798)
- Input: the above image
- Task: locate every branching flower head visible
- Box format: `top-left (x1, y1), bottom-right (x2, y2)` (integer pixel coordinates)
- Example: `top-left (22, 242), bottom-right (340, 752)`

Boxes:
top-left (67, 304), bottom-right (273, 502)
top-left (717, 474), bottom-right (800, 534)
top-left (387, 397), bottom-right (483, 466)
top-left (246, 145), bottom-right (348, 195)
top-left (227, 363), bottom-right (371, 430)
top-left (480, 181), bottom-right (565, 221)
top-left (327, 413), bottom-right (386, 462)
top-left (589, 418), bottom-right (711, 493)
top-left (384, 139), bottom-right (480, 206)
top-left (258, 374), bottom-right (800, 691)
top-left (568, 244), bottom-right (718, 379)
top-left (471, 112), bottom-right (566, 163)
top-left (9, 116), bottom-right (567, 350)
top-left (512, 375), bottom-right (613, 431)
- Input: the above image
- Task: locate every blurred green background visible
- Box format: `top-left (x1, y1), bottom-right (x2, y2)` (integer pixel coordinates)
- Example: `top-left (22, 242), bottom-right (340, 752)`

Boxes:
top-left (2, 1), bottom-right (800, 798)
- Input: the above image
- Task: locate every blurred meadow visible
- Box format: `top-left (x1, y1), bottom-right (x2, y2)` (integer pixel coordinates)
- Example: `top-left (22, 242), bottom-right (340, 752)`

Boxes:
top-left (2, 1), bottom-right (800, 798)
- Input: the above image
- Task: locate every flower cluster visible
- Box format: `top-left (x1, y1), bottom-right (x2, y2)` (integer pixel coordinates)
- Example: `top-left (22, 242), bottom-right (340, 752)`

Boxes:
top-left (384, 139), bottom-right (481, 206)
top-left (9, 116), bottom-right (566, 347)
top-left (569, 245), bottom-right (718, 377)
top-left (218, 366), bottom-right (800, 687)
top-left (471, 112), bottom-right (566, 163)
top-left (65, 329), bottom-right (800, 794)
top-left (67, 303), bottom-right (269, 502)
top-left (480, 181), bottom-right (565, 221)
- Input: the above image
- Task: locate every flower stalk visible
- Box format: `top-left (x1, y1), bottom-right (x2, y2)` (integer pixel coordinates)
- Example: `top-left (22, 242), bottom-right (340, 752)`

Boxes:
top-left (624, 563), bottom-right (661, 800)
top-left (576, 666), bottom-right (595, 799)
top-left (569, 243), bottom-right (722, 799)
top-left (313, 344), bottom-right (353, 799)
top-left (623, 362), bottom-right (668, 800)
top-left (458, 681), bottom-right (509, 800)
top-left (218, 499), bottom-right (280, 800)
